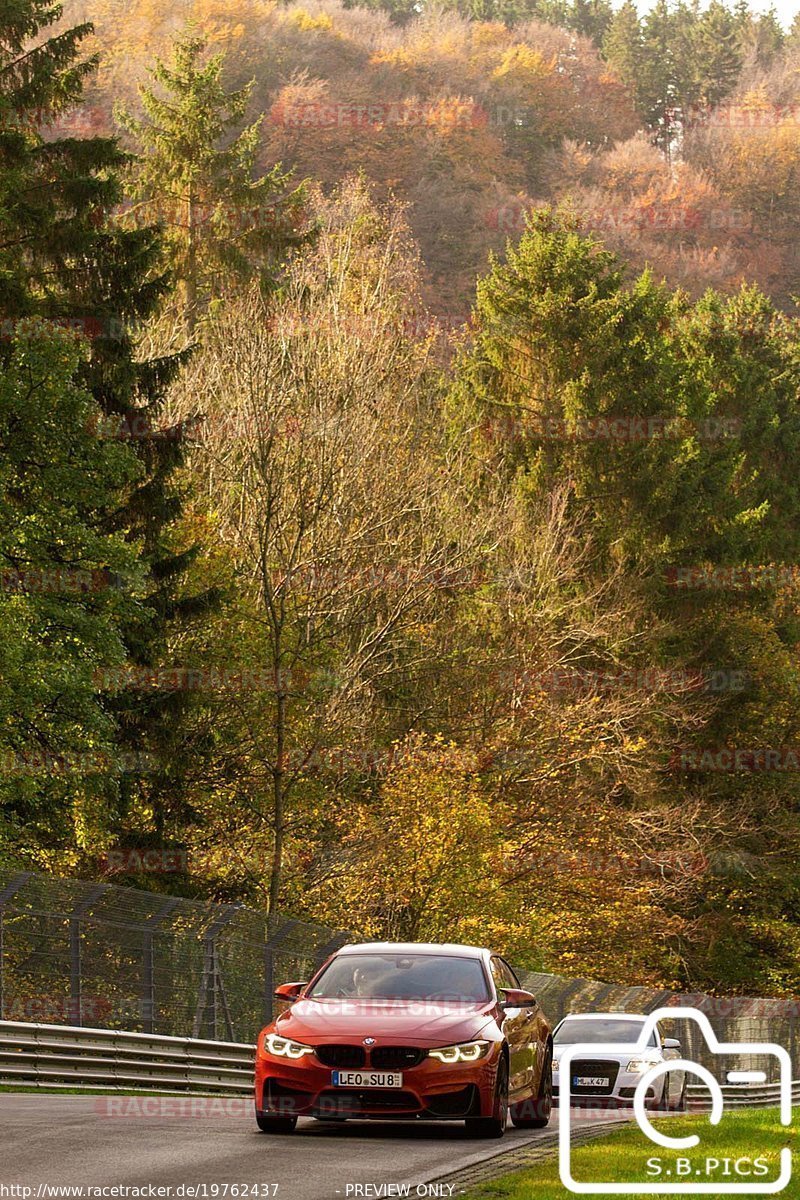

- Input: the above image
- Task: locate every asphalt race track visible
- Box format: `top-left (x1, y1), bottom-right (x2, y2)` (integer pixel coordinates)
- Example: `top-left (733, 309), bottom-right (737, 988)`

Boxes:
top-left (0, 1096), bottom-right (632, 1200)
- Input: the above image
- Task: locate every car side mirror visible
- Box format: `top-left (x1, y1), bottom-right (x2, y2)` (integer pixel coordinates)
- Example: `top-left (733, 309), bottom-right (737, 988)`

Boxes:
top-left (500, 987), bottom-right (537, 1009)
top-left (663, 1037), bottom-right (680, 1049)
top-left (274, 981), bottom-right (307, 1002)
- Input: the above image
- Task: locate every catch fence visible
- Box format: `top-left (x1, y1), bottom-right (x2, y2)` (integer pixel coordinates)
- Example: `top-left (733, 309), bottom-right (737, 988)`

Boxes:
top-left (1, 867), bottom-right (797, 1079)
top-left (521, 970), bottom-right (800, 1080)
top-left (0, 868), bottom-right (348, 1042)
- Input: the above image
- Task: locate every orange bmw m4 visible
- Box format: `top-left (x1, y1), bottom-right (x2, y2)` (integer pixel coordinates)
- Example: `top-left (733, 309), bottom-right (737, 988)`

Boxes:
top-left (254, 941), bottom-right (553, 1137)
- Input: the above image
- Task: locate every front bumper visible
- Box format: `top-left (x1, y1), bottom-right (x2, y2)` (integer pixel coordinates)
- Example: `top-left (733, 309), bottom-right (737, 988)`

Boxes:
top-left (255, 1048), bottom-right (500, 1120)
top-left (553, 1062), bottom-right (661, 1107)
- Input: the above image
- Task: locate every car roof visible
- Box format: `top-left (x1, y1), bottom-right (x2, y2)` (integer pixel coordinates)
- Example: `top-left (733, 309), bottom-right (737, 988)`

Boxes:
top-left (334, 941), bottom-right (491, 958)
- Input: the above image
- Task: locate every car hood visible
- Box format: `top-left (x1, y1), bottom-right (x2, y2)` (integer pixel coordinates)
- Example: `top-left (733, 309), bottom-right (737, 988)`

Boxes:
top-left (555, 1044), bottom-right (663, 1063)
top-left (272, 998), bottom-right (496, 1046)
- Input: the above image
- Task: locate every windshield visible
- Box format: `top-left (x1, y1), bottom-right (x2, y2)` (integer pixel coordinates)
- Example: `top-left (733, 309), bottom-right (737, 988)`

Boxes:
top-left (308, 953), bottom-right (490, 1002)
top-left (554, 1018), bottom-right (658, 1047)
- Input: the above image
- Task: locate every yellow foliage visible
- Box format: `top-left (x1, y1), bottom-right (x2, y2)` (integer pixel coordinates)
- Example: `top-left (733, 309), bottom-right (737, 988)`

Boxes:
top-left (492, 44), bottom-right (555, 81)
top-left (370, 47), bottom-right (416, 68)
top-left (288, 8), bottom-right (334, 31)
top-left (470, 22), bottom-right (509, 47)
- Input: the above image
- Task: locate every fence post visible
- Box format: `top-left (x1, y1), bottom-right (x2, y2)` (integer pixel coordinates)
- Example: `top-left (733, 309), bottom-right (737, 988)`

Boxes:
top-left (312, 932), bottom-right (351, 974)
top-left (192, 905), bottom-right (242, 1041)
top-left (0, 873), bottom-right (33, 1021)
top-left (141, 897), bottom-right (181, 1034)
top-left (263, 920), bottom-right (304, 1024)
top-left (790, 1009), bottom-right (796, 1078)
top-left (69, 885), bottom-right (109, 1026)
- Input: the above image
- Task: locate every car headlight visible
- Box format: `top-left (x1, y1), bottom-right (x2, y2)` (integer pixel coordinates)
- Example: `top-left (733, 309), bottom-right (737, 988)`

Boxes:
top-left (263, 1033), bottom-right (314, 1059)
top-left (626, 1058), bottom-right (661, 1073)
top-left (429, 1041), bottom-right (490, 1063)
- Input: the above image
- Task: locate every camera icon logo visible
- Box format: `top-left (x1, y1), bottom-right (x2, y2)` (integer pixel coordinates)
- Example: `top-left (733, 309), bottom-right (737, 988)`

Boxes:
top-left (558, 1006), bottom-right (793, 1194)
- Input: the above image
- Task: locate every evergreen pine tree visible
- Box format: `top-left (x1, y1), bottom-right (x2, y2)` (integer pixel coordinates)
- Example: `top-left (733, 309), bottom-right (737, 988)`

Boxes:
top-left (737, 5), bottom-right (784, 68)
top-left (568, 0), bottom-right (614, 45)
top-left (0, 0), bottom-right (217, 860)
top-left (603, 1), bottom-right (645, 102)
top-left (787, 10), bottom-right (800, 52)
top-left (694, 0), bottom-right (744, 107)
top-left (0, 321), bottom-right (144, 858)
top-left (116, 30), bottom-right (308, 337)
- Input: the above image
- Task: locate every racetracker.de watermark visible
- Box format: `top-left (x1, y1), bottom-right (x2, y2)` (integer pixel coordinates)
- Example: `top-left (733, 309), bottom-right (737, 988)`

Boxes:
top-left (491, 666), bottom-right (749, 695)
top-left (665, 564), bottom-right (800, 590)
top-left (0, 750), bottom-right (157, 777)
top-left (0, 568), bottom-right (122, 594)
top-left (485, 202), bottom-right (753, 235)
top-left (268, 100), bottom-right (527, 130)
top-left (670, 746), bottom-right (800, 771)
top-left (481, 413), bottom-right (741, 443)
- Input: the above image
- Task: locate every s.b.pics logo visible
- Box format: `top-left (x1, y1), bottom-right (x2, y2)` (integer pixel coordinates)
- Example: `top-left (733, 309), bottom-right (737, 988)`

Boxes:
top-left (559, 1008), bottom-right (793, 1194)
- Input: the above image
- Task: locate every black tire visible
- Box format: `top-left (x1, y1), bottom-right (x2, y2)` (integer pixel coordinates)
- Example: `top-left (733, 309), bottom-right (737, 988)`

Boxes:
top-left (511, 1046), bottom-right (553, 1130)
top-left (657, 1075), bottom-right (671, 1112)
top-left (671, 1078), bottom-right (688, 1112)
top-left (465, 1057), bottom-right (508, 1139)
top-left (255, 1110), bottom-right (297, 1133)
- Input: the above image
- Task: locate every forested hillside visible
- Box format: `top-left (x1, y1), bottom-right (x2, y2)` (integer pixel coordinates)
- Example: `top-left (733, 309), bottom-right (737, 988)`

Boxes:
top-left (2, 0), bottom-right (800, 998)
top-left (56, 0), bottom-right (800, 311)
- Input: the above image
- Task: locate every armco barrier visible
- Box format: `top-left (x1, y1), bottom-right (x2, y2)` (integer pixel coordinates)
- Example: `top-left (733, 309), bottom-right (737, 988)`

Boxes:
top-left (687, 1079), bottom-right (800, 1110)
top-left (0, 1019), bottom-right (253, 1093)
top-left (0, 1019), bottom-right (796, 1110)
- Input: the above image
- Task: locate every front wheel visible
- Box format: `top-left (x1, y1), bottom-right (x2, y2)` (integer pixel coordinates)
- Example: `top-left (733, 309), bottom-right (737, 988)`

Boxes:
top-left (256, 1110), bottom-right (297, 1133)
top-left (656, 1075), bottom-right (671, 1112)
top-left (669, 1076), bottom-right (688, 1111)
top-left (465, 1057), bottom-right (508, 1139)
top-left (511, 1046), bottom-right (553, 1129)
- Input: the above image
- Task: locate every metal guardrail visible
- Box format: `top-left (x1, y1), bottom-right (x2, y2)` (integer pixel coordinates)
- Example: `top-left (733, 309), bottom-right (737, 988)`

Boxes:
top-left (687, 1080), bottom-right (800, 1110)
top-left (1, 1019), bottom-right (797, 1109)
top-left (0, 1020), bottom-right (253, 1093)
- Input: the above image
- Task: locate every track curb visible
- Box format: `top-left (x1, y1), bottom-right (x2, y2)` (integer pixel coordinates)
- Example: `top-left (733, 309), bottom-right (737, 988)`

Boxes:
top-left (425, 1122), bottom-right (621, 1193)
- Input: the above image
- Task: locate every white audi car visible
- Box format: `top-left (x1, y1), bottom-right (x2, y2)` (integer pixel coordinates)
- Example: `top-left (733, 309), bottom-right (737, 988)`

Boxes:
top-left (552, 1012), bottom-right (687, 1110)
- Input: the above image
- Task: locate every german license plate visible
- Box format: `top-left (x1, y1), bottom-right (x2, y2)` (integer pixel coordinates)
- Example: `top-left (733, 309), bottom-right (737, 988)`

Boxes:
top-left (332, 1070), bottom-right (403, 1088)
top-left (575, 1076), bottom-right (608, 1088)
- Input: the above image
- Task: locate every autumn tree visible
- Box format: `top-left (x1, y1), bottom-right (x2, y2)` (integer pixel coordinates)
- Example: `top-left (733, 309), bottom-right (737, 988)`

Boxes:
top-left (449, 210), bottom-right (800, 992)
top-left (313, 736), bottom-right (520, 947)
top-left (165, 180), bottom-right (486, 912)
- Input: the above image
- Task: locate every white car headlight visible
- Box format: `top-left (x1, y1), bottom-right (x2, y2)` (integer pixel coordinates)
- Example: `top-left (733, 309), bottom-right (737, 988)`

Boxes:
top-left (264, 1033), bottom-right (314, 1059)
top-left (626, 1057), bottom-right (661, 1073)
top-left (429, 1040), bottom-right (490, 1063)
